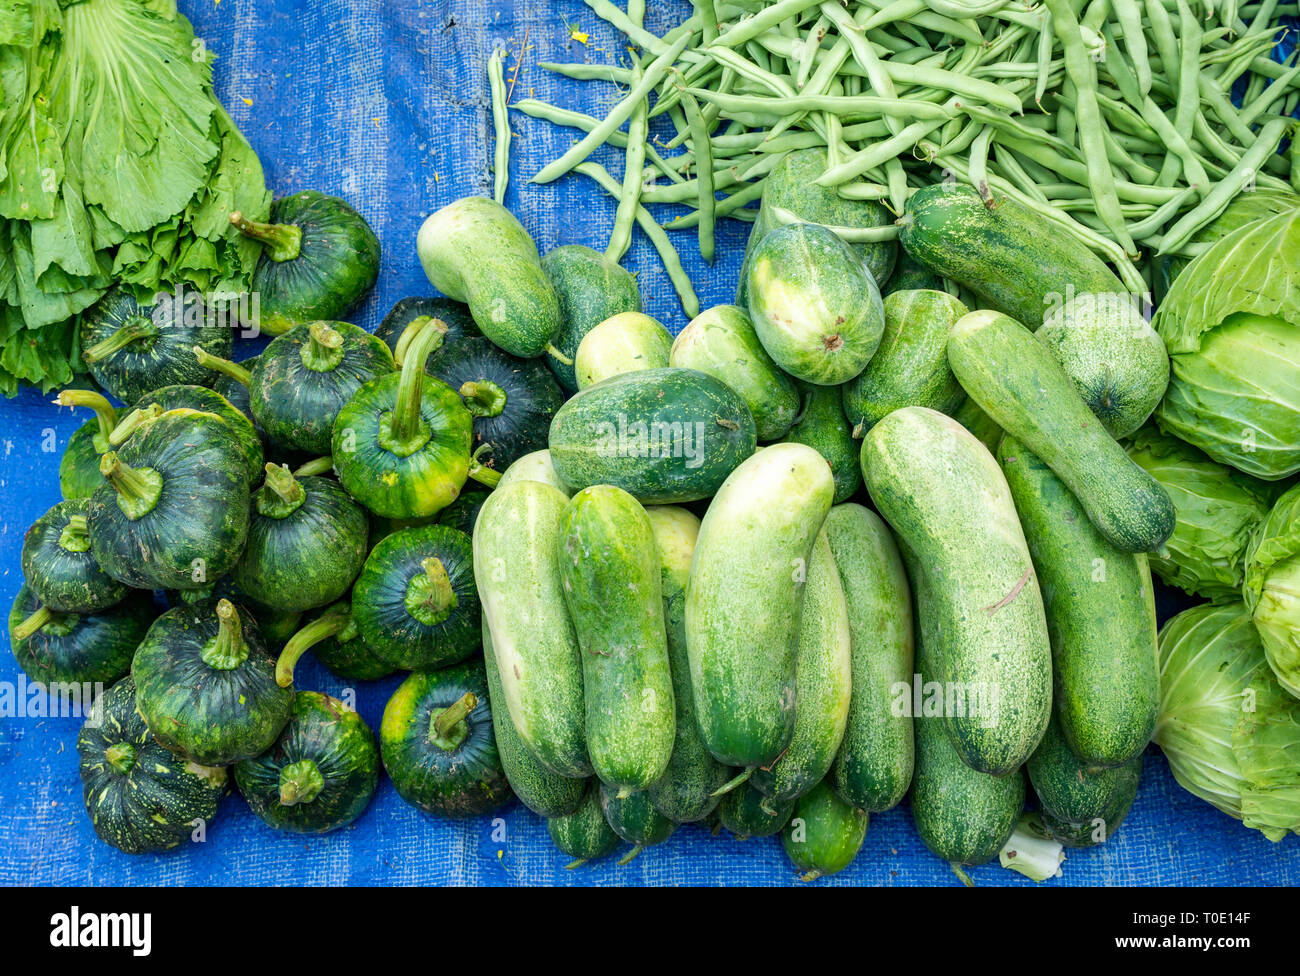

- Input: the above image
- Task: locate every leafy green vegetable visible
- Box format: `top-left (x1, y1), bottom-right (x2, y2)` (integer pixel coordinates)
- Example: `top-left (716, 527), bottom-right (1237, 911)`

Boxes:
top-left (1155, 602), bottom-right (1300, 841)
top-left (1243, 483), bottom-right (1300, 699)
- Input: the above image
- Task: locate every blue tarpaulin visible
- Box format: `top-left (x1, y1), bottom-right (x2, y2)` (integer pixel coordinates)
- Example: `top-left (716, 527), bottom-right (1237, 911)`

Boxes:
top-left (1, 0), bottom-right (1297, 887)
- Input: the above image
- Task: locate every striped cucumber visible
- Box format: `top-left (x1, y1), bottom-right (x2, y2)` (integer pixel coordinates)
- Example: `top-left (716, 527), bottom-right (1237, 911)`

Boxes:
top-left (558, 485), bottom-right (675, 794)
top-left (599, 783), bottom-right (676, 863)
top-left (782, 383), bottom-right (861, 503)
top-left (782, 781), bottom-right (869, 881)
top-left (717, 780), bottom-right (795, 839)
top-left (686, 443), bottom-right (835, 767)
top-left (1027, 713), bottom-right (1142, 848)
top-left (547, 782), bottom-right (622, 867)
top-left (473, 481), bottom-right (590, 778)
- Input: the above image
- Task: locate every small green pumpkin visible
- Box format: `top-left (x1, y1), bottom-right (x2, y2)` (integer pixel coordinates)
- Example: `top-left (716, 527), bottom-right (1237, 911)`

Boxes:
top-left (234, 691), bottom-right (379, 834)
top-left (87, 409), bottom-right (251, 591)
top-left (373, 297), bottom-right (481, 357)
top-left (247, 321), bottom-right (395, 455)
top-left (351, 524), bottom-right (479, 671)
top-left (428, 336), bottom-right (565, 473)
top-left (132, 599), bottom-right (293, 765)
top-left (232, 464), bottom-right (369, 613)
top-left (233, 191), bottom-right (381, 336)
top-left (21, 499), bottom-right (126, 613)
top-left (332, 317), bottom-right (495, 519)
top-left (126, 384), bottom-right (264, 486)
top-left (380, 660), bottom-right (513, 818)
top-left (547, 783), bottom-right (622, 868)
top-left (9, 584), bottom-right (153, 688)
top-left (79, 288), bottom-right (233, 403)
top-left (275, 602), bottom-right (398, 684)
top-left (55, 389), bottom-right (117, 500)
top-left (78, 676), bottom-right (228, 854)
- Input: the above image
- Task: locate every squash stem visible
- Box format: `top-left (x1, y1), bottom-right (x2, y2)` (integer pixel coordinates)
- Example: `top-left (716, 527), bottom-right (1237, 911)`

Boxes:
top-left (105, 742), bottom-right (137, 776)
top-left (430, 691), bottom-right (478, 751)
top-left (710, 767), bottom-right (752, 798)
top-left (279, 759), bottom-right (325, 806)
top-left (301, 322), bottom-right (345, 373)
top-left (616, 845), bottom-right (644, 867)
top-left (292, 456), bottom-right (335, 478)
top-left (230, 210), bottom-right (303, 263)
top-left (276, 610), bottom-right (350, 687)
top-left (459, 379), bottom-right (508, 418)
top-left (467, 442), bottom-right (501, 489)
top-left (12, 605), bottom-right (53, 642)
top-left (200, 599), bottom-right (251, 671)
top-left (393, 315), bottom-right (433, 366)
top-left (81, 317), bottom-right (157, 364)
top-left (57, 515), bottom-right (91, 554)
top-left (107, 403), bottom-right (162, 447)
top-left (545, 343), bottom-right (574, 366)
top-left (99, 452), bottom-right (163, 520)
top-left (192, 346), bottom-right (252, 388)
top-left (258, 463), bottom-right (306, 518)
top-left (385, 318), bottom-right (449, 450)
top-left (54, 390), bottom-right (118, 451)
top-left (564, 858), bottom-right (589, 870)
top-left (406, 557), bottom-right (458, 626)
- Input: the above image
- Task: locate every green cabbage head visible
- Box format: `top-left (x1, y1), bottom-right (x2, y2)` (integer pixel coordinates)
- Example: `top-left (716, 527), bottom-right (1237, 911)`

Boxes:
top-left (1155, 602), bottom-right (1300, 841)
top-left (1154, 208), bottom-right (1300, 480)
top-left (1243, 482), bottom-right (1300, 698)
top-left (1126, 427), bottom-right (1274, 601)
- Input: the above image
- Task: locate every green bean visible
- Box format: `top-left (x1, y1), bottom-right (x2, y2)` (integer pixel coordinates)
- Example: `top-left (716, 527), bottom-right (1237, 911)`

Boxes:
top-left (680, 92), bottom-right (717, 263)
top-left (1114, 0), bottom-right (1152, 95)
top-left (512, 100), bottom-right (685, 184)
top-left (816, 112), bottom-right (953, 185)
top-left (836, 180), bottom-right (892, 200)
top-left (538, 61), bottom-right (633, 83)
top-left (1035, 10), bottom-right (1054, 107)
top-left (686, 87), bottom-right (952, 121)
top-left (711, 0), bottom-right (825, 49)
top-left (1239, 58), bottom-right (1300, 127)
top-left (968, 125), bottom-right (994, 203)
top-left (768, 204), bottom-right (902, 241)
top-left (1126, 184), bottom-right (1199, 238)
top-left (488, 46), bottom-right (510, 205)
top-left (607, 64), bottom-right (649, 264)
top-left (697, 0), bottom-right (721, 44)
top-left (663, 180), bottom-right (766, 228)
top-left (573, 162), bottom-right (701, 318)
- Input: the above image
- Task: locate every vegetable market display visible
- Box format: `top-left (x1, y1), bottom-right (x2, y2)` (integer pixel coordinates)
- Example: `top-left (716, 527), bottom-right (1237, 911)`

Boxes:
top-left (9, 0), bottom-right (1300, 884)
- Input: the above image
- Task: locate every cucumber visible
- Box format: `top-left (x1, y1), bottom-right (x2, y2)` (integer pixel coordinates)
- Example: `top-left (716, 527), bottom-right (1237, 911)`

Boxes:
top-left (547, 782), bottom-right (622, 867)
top-left (883, 249), bottom-right (944, 295)
top-left (782, 780), bottom-right (869, 881)
top-left (686, 443), bottom-right (835, 767)
top-left (745, 222), bottom-right (885, 386)
top-left (825, 504), bottom-right (915, 813)
top-left (862, 407), bottom-right (1052, 775)
top-left (574, 312), bottom-right (672, 390)
top-left (951, 396), bottom-right (1003, 453)
top-left (899, 182), bottom-right (1124, 327)
top-left (482, 615), bottom-right (586, 817)
top-left (558, 486), bottom-right (675, 794)
top-left (473, 481), bottom-right (590, 778)
top-left (669, 304), bottom-right (800, 441)
top-left (599, 783), bottom-right (677, 858)
top-left (752, 530), bottom-right (852, 806)
top-left (1026, 712), bottom-right (1142, 844)
top-left (541, 244), bottom-right (642, 392)
top-left (782, 383), bottom-right (861, 503)
top-left (549, 367), bottom-right (757, 504)
top-left (907, 556), bottom-right (1027, 867)
top-left (948, 309), bottom-right (1175, 553)
top-left (717, 780), bottom-right (794, 839)
top-left (998, 436), bottom-right (1159, 767)
top-left (416, 197), bottom-right (561, 358)
top-left (496, 449), bottom-right (572, 496)
top-left (644, 506), bottom-right (731, 822)
top-left (842, 289), bottom-right (969, 436)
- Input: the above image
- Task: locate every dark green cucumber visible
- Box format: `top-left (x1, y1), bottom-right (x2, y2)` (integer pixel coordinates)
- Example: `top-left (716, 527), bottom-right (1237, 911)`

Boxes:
top-left (717, 779), bottom-right (794, 839)
top-left (599, 783), bottom-right (676, 860)
top-left (948, 309), bottom-right (1175, 553)
top-left (883, 249), bottom-right (944, 295)
top-left (549, 367), bottom-right (757, 504)
top-left (782, 780), bottom-right (870, 881)
top-left (825, 504), bottom-right (915, 813)
top-left (1027, 712), bottom-right (1142, 843)
top-left (686, 444), bottom-right (835, 767)
top-left (558, 486), bottom-right (675, 794)
top-left (999, 437), bottom-right (1159, 767)
top-left (547, 782), bottom-right (622, 867)
top-left (1040, 778), bottom-right (1140, 848)
top-left (644, 506), bottom-right (731, 822)
top-left (751, 530), bottom-right (851, 807)
top-left (482, 615), bottom-right (585, 818)
top-left (899, 182), bottom-right (1124, 327)
top-left (782, 384), bottom-right (861, 503)
top-left (952, 396), bottom-right (1004, 452)
top-left (862, 407), bottom-right (1052, 776)
top-left (541, 244), bottom-right (641, 392)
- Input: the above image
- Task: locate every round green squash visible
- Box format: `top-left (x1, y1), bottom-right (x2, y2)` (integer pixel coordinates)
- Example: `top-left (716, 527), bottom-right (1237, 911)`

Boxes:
top-left (10, 584), bottom-right (152, 688)
top-left (55, 389), bottom-right (117, 500)
top-left (380, 660), bottom-right (513, 818)
top-left (234, 691), bottom-right (379, 834)
top-left (332, 317), bottom-right (491, 519)
top-left (373, 296), bottom-right (482, 357)
top-left (79, 287), bottom-right (233, 403)
top-left (22, 499), bottom-right (126, 613)
top-left (232, 464), bottom-right (369, 613)
top-left (574, 312), bottom-right (673, 390)
top-left (745, 222), bottom-right (885, 385)
top-left (132, 599), bottom-right (294, 765)
top-left (87, 409), bottom-right (251, 591)
top-left (248, 320), bottom-right (395, 455)
top-left (78, 676), bottom-right (228, 854)
top-left (547, 783), bottom-right (622, 868)
top-left (781, 780), bottom-right (869, 881)
top-left (351, 524), bottom-right (479, 671)
top-left (542, 244), bottom-right (642, 392)
top-left (233, 190), bottom-right (381, 336)
top-left (275, 602), bottom-right (398, 684)
top-left (717, 779), bottom-right (794, 840)
top-left (599, 782), bottom-right (676, 862)
top-left (126, 384), bottom-right (264, 486)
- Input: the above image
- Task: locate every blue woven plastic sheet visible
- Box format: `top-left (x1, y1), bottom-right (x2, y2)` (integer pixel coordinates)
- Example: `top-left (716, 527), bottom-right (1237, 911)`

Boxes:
top-left (1, 0), bottom-right (1297, 887)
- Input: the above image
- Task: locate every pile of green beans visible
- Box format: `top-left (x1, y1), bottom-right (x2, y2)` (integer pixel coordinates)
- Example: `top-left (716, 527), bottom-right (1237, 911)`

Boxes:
top-left (503, 0), bottom-right (1300, 309)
